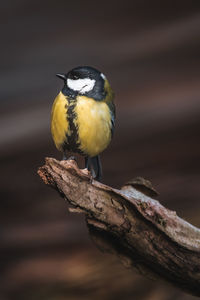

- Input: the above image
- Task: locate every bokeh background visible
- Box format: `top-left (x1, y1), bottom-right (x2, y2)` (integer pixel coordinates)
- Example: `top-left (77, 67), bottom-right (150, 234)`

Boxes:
top-left (1, 1), bottom-right (200, 299)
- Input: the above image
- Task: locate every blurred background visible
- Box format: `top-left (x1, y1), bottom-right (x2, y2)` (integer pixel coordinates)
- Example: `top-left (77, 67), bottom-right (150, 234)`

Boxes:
top-left (1, 0), bottom-right (200, 299)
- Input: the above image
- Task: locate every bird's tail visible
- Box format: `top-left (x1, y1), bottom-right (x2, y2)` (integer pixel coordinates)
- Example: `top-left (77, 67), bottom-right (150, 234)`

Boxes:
top-left (85, 155), bottom-right (102, 181)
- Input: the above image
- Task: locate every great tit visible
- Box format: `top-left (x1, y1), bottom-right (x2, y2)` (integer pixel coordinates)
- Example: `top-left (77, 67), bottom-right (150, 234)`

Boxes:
top-left (51, 66), bottom-right (115, 181)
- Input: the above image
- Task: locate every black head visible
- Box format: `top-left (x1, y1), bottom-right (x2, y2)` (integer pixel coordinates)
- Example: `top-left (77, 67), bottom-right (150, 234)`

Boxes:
top-left (56, 66), bottom-right (107, 101)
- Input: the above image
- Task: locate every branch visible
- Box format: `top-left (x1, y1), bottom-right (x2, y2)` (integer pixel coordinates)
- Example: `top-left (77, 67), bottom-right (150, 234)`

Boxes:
top-left (38, 158), bottom-right (200, 296)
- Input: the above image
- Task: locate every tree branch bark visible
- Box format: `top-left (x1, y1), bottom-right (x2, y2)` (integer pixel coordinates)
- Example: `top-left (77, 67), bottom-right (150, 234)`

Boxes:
top-left (38, 158), bottom-right (200, 296)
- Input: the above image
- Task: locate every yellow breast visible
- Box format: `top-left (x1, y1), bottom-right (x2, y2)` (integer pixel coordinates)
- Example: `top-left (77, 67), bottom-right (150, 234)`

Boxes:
top-left (51, 92), bottom-right (69, 151)
top-left (75, 95), bottom-right (112, 157)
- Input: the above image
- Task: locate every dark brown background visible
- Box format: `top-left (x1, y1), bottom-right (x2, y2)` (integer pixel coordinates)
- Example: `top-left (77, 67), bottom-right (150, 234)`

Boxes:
top-left (1, 1), bottom-right (200, 299)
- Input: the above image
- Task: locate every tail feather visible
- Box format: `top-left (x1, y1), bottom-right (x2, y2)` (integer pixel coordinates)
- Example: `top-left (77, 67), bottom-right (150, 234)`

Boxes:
top-left (85, 155), bottom-right (102, 181)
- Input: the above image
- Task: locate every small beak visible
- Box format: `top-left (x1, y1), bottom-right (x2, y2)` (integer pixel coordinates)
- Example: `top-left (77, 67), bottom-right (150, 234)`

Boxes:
top-left (56, 73), bottom-right (66, 81)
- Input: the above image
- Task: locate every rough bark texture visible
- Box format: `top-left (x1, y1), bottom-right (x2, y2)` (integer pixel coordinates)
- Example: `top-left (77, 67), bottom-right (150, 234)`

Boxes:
top-left (38, 158), bottom-right (200, 297)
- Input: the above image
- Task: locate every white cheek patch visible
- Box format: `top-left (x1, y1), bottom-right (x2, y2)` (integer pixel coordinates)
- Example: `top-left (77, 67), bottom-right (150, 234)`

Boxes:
top-left (67, 78), bottom-right (95, 94)
top-left (100, 73), bottom-right (106, 80)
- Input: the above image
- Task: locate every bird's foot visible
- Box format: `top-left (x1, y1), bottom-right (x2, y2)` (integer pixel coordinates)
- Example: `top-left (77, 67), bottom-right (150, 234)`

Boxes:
top-left (62, 153), bottom-right (67, 160)
top-left (62, 154), bottom-right (77, 161)
top-left (68, 156), bottom-right (77, 161)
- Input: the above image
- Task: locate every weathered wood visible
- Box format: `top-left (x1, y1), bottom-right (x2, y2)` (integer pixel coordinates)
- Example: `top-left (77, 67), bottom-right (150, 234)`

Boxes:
top-left (38, 158), bottom-right (200, 296)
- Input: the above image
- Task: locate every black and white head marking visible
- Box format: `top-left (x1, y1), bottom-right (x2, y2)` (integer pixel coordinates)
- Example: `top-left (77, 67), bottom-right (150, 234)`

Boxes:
top-left (67, 77), bottom-right (96, 94)
top-left (100, 73), bottom-right (106, 80)
top-left (60, 66), bottom-right (107, 100)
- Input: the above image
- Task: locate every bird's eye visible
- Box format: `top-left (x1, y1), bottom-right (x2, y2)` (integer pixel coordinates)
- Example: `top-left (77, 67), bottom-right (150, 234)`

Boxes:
top-left (73, 74), bottom-right (79, 80)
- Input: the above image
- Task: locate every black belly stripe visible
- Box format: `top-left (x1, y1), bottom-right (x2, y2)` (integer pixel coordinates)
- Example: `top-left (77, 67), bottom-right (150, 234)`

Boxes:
top-left (62, 98), bottom-right (83, 154)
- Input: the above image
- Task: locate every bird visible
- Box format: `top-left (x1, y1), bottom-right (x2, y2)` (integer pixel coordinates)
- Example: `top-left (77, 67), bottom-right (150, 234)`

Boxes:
top-left (51, 66), bottom-right (115, 181)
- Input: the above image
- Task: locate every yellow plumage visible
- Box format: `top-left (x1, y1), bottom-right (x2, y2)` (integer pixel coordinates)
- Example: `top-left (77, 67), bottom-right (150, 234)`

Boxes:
top-left (75, 95), bottom-right (112, 157)
top-left (51, 92), bottom-right (69, 151)
top-left (51, 92), bottom-right (112, 157)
